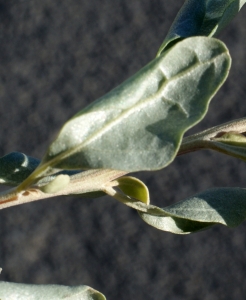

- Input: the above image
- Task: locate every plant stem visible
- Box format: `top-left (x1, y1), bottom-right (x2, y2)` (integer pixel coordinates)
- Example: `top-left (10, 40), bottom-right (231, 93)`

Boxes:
top-left (0, 169), bottom-right (127, 210)
top-left (178, 117), bottom-right (246, 156)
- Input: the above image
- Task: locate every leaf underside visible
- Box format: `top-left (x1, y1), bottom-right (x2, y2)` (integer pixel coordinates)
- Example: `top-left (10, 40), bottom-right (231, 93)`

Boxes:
top-left (138, 187), bottom-right (246, 234)
top-left (116, 176), bottom-right (150, 205)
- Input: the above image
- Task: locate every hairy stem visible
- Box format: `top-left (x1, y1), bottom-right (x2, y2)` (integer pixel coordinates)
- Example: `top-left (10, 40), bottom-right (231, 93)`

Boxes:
top-left (178, 117), bottom-right (246, 156)
top-left (0, 169), bottom-right (127, 210)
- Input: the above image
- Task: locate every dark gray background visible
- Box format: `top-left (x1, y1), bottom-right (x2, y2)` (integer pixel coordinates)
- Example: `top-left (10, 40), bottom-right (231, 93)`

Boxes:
top-left (0, 1), bottom-right (246, 299)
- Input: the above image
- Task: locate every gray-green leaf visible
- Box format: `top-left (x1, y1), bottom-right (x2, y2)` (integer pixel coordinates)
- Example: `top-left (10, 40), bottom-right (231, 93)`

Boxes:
top-left (157, 0), bottom-right (246, 55)
top-left (0, 282), bottom-right (106, 300)
top-left (139, 187), bottom-right (246, 234)
top-left (0, 152), bottom-right (40, 186)
top-left (208, 140), bottom-right (246, 161)
top-left (33, 37), bottom-right (230, 178)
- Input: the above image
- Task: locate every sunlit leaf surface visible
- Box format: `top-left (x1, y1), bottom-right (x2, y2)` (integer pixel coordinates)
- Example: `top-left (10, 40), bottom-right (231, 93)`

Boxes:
top-left (0, 282), bottom-right (106, 300)
top-left (35, 37), bottom-right (230, 176)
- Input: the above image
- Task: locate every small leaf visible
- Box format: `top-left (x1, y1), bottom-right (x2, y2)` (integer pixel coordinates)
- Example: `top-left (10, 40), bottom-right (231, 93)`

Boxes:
top-left (139, 187), bottom-right (246, 234)
top-left (0, 152), bottom-right (40, 186)
top-left (28, 36), bottom-right (230, 183)
top-left (212, 132), bottom-right (246, 145)
top-left (35, 169), bottom-right (80, 187)
top-left (157, 0), bottom-right (246, 55)
top-left (106, 188), bottom-right (213, 234)
top-left (179, 117), bottom-right (246, 156)
top-left (208, 140), bottom-right (246, 161)
top-left (206, 132), bottom-right (246, 161)
top-left (116, 176), bottom-right (150, 205)
top-left (40, 174), bottom-right (70, 194)
top-left (0, 281), bottom-right (106, 300)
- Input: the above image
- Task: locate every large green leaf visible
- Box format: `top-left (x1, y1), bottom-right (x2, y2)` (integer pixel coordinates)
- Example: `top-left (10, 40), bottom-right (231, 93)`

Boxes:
top-left (138, 187), bottom-right (246, 234)
top-left (28, 36), bottom-right (230, 181)
top-left (139, 213), bottom-right (213, 235)
top-left (0, 282), bottom-right (106, 300)
top-left (157, 0), bottom-right (246, 55)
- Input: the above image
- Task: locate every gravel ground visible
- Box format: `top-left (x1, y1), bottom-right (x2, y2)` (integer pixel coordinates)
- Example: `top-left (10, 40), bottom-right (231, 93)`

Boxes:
top-left (0, 1), bottom-right (246, 299)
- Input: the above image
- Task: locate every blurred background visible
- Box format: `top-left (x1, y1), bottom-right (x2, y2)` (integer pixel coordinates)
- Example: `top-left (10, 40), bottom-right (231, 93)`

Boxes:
top-left (0, 1), bottom-right (246, 299)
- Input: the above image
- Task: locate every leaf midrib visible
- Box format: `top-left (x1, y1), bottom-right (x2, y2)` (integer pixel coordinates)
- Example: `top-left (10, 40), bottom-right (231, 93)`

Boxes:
top-left (44, 51), bottom-right (227, 169)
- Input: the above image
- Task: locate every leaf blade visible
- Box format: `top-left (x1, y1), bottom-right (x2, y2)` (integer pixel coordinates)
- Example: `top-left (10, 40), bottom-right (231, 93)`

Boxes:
top-left (33, 37), bottom-right (230, 177)
top-left (207, 132), bottom-right (246, 161)
top-left (157, 0), bottom-right (246, 55)
top-left (0, 282), bottom-right (106, 300)
top-left (116, 176), bottom-right (150, 205)
top-left (138, 212), bottom-right (214, 234)
top-left (0, 152), bottom-right (40, 186)
top-left (139, 187), bottom-right (246, 234)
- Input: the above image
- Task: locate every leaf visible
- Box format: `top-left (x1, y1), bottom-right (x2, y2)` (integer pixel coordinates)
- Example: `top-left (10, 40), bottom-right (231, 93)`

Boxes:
top-left (29, 36), bottom-right (230, 181)
top-left (213, 132), bottom-right (246, 145)
top-left (178, 117), bottom-right (246, 156)
top-left (116, 176), bottom-right (150, 205)
top-left (208, 131), bottom-right (246, 161)
top-left (157, 0), bottom-right (246, 55)
top-left (0, 152), bottom-right (40, 186)
top-left (35, 169), bottom-right (80, 187)
top-left (106, 188), bottom-right (213, 234)
top-left (0, 282), bottom-right (106, 300)
top-left (207, 139), bottom-right (246, 161)
top-left (40, 174), bottom-right (71, 194)
top-left (139, 187), bottom-right (246, 234)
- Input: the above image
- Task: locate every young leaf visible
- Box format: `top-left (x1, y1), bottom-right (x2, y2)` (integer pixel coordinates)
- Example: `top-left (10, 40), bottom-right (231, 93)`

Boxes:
top-left (208, 131), bottom-right (246, 161)
top-left (116, 176), bottom-right (150, 205)
top-left (29, 36), bottom-right (230, 181)
top-left (105, 187), bottom-right (213, 234)
top-left (139, 213), bottom-right (213, 234)
top-left (139, 187), bottom-right (246, 234)
top-left (179, 122), bottom-right (246, 161)
top-left (157, 0), bottom-right (246, 55)
top-left (0, 152), bottom-right (40, 186)
top-left (0, 282), bottom-right (106, 300)
top-left (178, 117), bottom-right (246, 156)
top-left (212, 132), bottom-right (246, 145)
top-left (207, 139), bottom-right (246, 161)
top-left (40, 174), bottom-right (70, 194)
